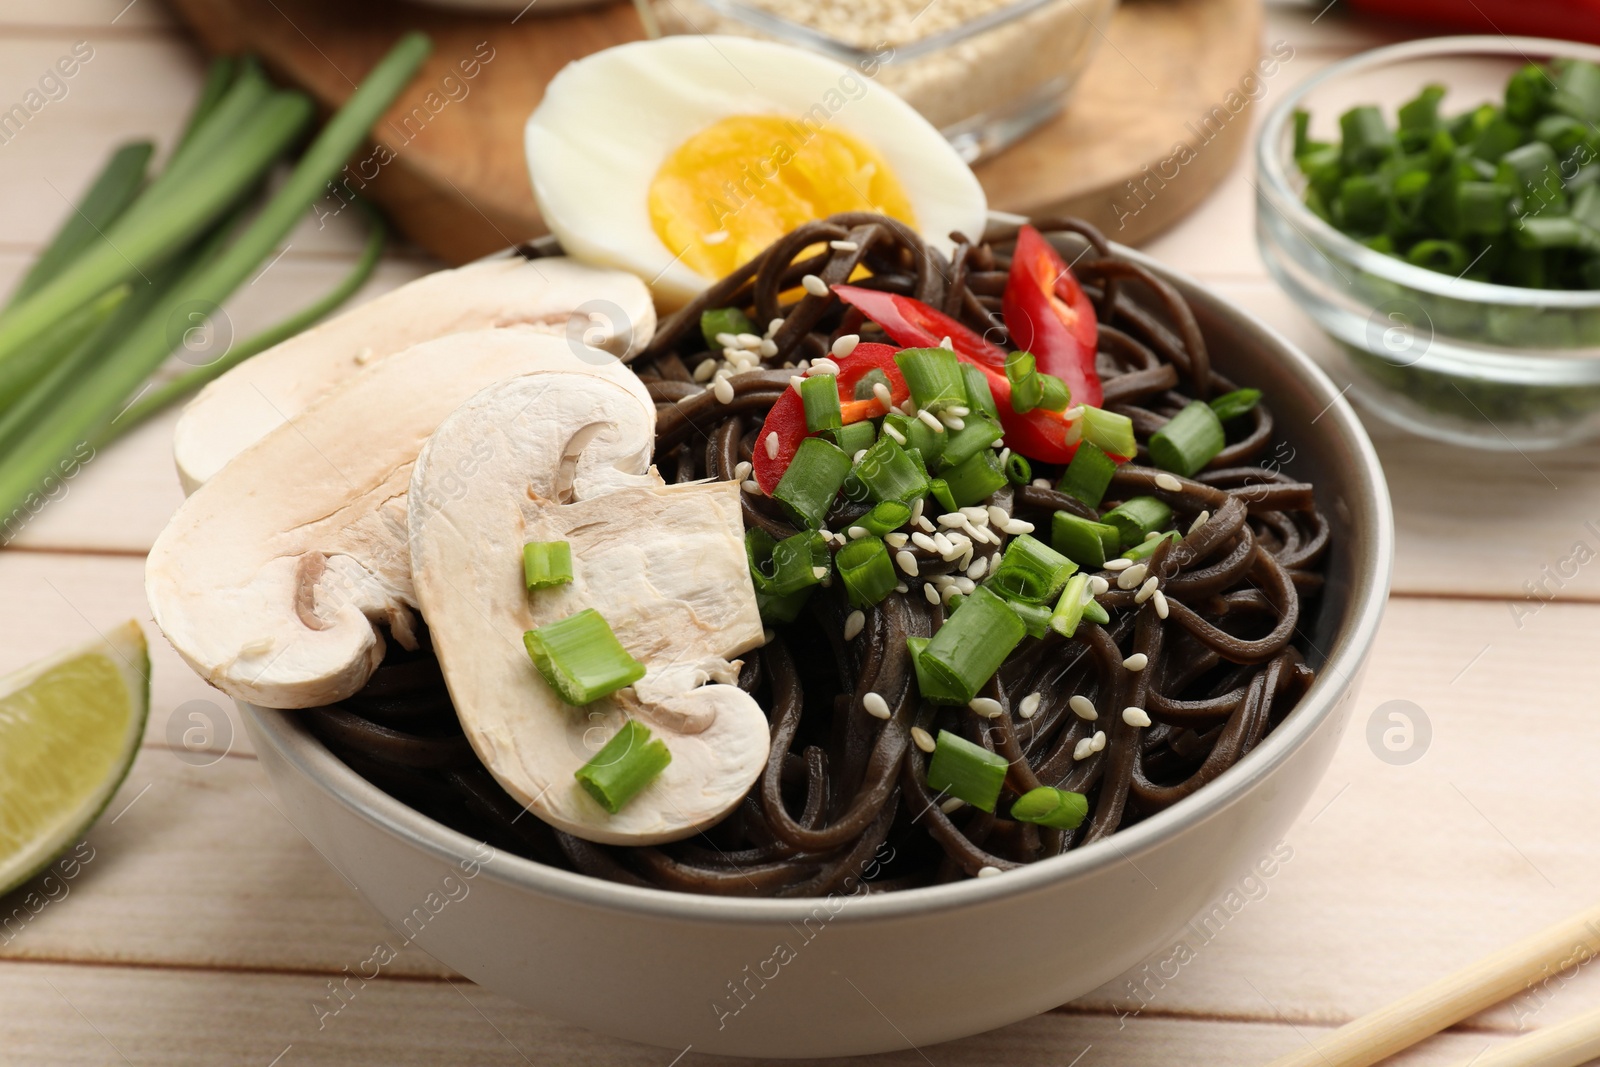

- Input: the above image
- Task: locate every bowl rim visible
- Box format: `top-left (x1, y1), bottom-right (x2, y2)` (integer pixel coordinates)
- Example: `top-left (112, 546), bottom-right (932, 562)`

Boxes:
top-left (244, 241), bottom-right (1395, 926)
top-left (1257, 34), bottom-right (1600, 311)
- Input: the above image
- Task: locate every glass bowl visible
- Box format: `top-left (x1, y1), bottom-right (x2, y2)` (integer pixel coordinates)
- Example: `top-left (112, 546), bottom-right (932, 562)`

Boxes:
top-left (1256, 35), bottom-right (1600, 451)
top-left (653, 0), bottom-right (1116, 162)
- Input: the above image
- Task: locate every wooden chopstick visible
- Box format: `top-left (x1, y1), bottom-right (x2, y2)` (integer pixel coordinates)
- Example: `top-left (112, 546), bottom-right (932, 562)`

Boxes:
top-left (1452, 1004), bottom-right (1600, 1067)
top-left (1264, 902), bottom-right (1600, 1067)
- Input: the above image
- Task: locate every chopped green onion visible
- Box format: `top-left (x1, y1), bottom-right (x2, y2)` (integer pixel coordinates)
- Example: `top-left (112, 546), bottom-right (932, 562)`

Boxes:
top-left (1505, 65), bottom-right (1552, 125)
top-left (1051, 512), bottom-right (1120, 569)
top-left (523, 541), bottom-right (573, 590)
top-left (830, 418), bottom-right (877, 455)
top-left (800, 373), bottom-right (842, 435)
top-left (853, 434), bottom-right (931, 505)
top-left (836, 535), bottom-right (898, 608)
top-left (1148, 401), bottom-right (1225, 478)
top-left (700, 307), bottom-right (755, 351)
top-left (930, 477), bottom-right (958, 513)
top-left (524, 609), bottom-right (645, 705)
top-left (906, 635), bottom-right (962, 704)
top-left (1339, 105), bottom-right (1396, 168)
top-left (941, 449), bottom-right (1007, 507)
top-left (851, 368), bottom-right (891, 401)
top-left (575, 719), bottom-right (671, 814)
top-left (859, 499), bottom-right (912, 536)
top-left (1080, 406), bottom-right (1136, 459)
top-left (988, 534), bottom-right (1077, 604)
top-left (1037, 373), bottom-right (1070, 412)
top-left (937, 412), bottom-right (1004, 470)
top-left (1005, 350), bottom-right (1042, 413)
top-left (895, 347), bottom-right (966, 413)
top-left (960, 363), bottom-right (999, 419)
top-left (1406, 239), bottom-right (1470, 272)
top-left (1398, 84), bottom-right (1447, 146)
top-left (1553, 57), bottom-right (1600, 124)
top-left (1122, 530), bottom-right (1181, 562)
top-left (1101, 496), bottom-right (1173, 549)
top-left (1208, 388), bottom-right (1261, 423)
top-left (1082, 598), bottom-right (1110, 625)
top-left (1057, 441), bottom-right (1116, 508)
top-left (1007, 598), bottom-right (1052, 639)
top-left (746, 528), bottom-right (828, 597)
top-left (883, 411), bottom-right (945, 465)
top-left (1010, 786), bottom-right (1088, 829)
top-left (772, 437), bottom-right (852, 528)
top-left (916, 586), bottom-right (1027, 705)
top-left (1048, 573), bottom-right (1091, 638)
top-left (925, 729), bottom-right (1009, 812)
top-left (1004, 452), bottom-right (1032, 485)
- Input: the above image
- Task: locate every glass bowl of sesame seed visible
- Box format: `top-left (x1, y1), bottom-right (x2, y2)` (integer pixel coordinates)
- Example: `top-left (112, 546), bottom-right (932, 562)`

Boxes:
top-left (653, 0), bottom-right (1117, 162)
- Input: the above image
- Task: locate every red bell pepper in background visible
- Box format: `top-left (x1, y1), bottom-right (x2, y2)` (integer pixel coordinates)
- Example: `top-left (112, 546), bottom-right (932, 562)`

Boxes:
top-left (831, 285), bottom-right (1088, 464)
top-left (1344, 0), bottom-right (1600, 45)
top-left (752, 342), bottom-right (908, 493)
top-left (1002, 225), bottom-right (1102, 409)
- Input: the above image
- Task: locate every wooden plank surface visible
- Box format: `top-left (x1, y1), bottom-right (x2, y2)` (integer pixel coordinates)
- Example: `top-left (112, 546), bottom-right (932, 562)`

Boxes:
top-left (4, 1), bottom-right (1600, 1064)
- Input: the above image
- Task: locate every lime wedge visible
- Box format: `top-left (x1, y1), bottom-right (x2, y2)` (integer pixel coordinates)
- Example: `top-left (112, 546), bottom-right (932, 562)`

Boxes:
top-left (0, 621), bottom-right (149, 895)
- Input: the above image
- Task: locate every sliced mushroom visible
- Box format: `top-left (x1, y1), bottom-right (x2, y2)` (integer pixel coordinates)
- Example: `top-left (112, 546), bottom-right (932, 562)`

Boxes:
top-left (147, 327), bottom-right (651, 709)
top-left (408, 373), bottom-right (767, 845)
top-left (172, 256), bottom-right (655, 493)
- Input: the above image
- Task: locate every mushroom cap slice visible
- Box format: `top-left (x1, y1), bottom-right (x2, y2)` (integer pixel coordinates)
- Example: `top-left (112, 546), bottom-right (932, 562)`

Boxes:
top-left (408, 373), bottom-right (768, 845)
top-left (147, 327), bottom-right (651, 709)
top-left (172, 256), bottom-right (655, 493)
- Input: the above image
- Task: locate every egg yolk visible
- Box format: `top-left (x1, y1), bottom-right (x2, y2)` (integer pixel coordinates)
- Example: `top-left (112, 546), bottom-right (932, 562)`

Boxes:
top-left (648, 115), bottom-right (917, 279)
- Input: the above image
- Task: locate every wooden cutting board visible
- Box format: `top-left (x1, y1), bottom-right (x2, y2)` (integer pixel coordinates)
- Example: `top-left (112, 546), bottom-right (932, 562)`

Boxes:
top-left (164, 0), bottom-right (1263, 262)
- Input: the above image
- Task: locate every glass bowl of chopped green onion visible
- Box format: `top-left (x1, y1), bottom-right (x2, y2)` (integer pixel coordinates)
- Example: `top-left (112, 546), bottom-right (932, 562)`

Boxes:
top-left (1257, 35), bottom-right (1600, 450)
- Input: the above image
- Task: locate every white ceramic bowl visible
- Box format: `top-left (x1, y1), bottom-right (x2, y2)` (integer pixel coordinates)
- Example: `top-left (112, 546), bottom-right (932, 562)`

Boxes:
top-left (242, 240), bottom-right (1393, 1059)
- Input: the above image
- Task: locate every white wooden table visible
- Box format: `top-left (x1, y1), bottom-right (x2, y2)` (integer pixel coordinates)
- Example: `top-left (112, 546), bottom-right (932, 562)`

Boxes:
top-left (4, 3), bottom-right (1600, 1063)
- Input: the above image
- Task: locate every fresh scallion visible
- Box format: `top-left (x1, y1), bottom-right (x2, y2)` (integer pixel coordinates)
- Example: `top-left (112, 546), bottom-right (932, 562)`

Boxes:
top-left (852, 434), bottom-right (931, 505)
top-left (1057, 441), bottom-right (1116, 508)
top-left (829, 418), bottom-right (877, 456)
top-left (925, 729), bottom-right (1009, 813)
top-left (524, 609), bottom-right (645, 705)
top-left (917, 586), bottom-right (1027, 705)
top-left (772, 436), bottom-right (852, 528)
top-left (523, 541), bottom-right (573, 590)
top-left (883, 411), bottom-right (944, 465)
top-left (929, 477), bottom-right (958, 513)
top-left (1037, 373), bottom-right (1070, 412)
top-left (1083, 598), bottom-right (1111, 625)
top-left (700, 307), bottom-right (755, 351)
top-left (746, 528), bottom-right (828, 596)
top-left (1010, 786), bottom-right (1089, 829)
top-left (1148, 401), bottom-right (1225, 478)
top-left (575, 720), bottom-right (671, 814)
top-left (937, 412), bottom-right (1004, 470)
top-left (1208, 388), bottom-right (1261, 423)
top-left (895, 347), bottom-right (966, 413)
top-left (1004, 452), bottom-right (1032, 485)
top-left (1080, 406), bottom-right (1136, 459)
top-left (859, 499), bottom-right (912, 536)
top-left (1005, 350), bottom-right (1041, 413)
top-left (1101, 496), bottom-right (1173, 548)
top-left (988, 534), bottom-right (1077, 604)
top-left (800, 373), bottom-right (843, 434)
top-left (960, 363), bottom-right (999, 419)
top-left (1122, 530), bottom-right (1181, 562)
top-left (836, 535), bottom-right (898, 608)
top-left (1051, 512), bottom-right (1120, 568)
top-left (940, 449), bottom-right (1007, 507)
top-left (1007, 599), bottom-right (1052, 639)
top-left (1048, 573), bottom-right (1092, 638)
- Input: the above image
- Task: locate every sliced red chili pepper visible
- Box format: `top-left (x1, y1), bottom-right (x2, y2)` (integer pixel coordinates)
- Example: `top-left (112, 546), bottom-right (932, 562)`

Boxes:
top-left (751, 341), bottom-right (909, 493)
top-left (832, 285), bottom-right (1086, 465)
top-left (1002, 224), bottom-right (1102, 409)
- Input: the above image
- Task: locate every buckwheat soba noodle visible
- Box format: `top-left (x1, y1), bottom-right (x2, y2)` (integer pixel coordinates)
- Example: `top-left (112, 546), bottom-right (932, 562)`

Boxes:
top-left (303, 214), bottom-right (1328, 897)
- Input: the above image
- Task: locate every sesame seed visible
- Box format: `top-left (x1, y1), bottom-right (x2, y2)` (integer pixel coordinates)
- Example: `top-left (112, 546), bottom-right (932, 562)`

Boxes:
top-left (911, 498), bottom-right (926, 523)
top-left (992, 438), bottom-right (1006, 450)
top-left (790, 374), bottom-right (806, 391)
top-left (703, 230), bottom-right (730, 245)
top-left (1073, 737), bottom-right (1095, 760)
top-left (854, 449), bottom-right (869, 464)
top-left (809, 357), bottom-right (841, 377)
top-left (949, 405), bottom-right (970, 418)
top-left (886, 532), bottom-right (909, 549)
top-left (1153, 590), bottom-right (1170, 619)
top-left (1069, 695), bottom-right (1098, 721)
top-left (1121, 706), bottom-right (1153, 728)
top-left (713, 378), bottom-right (735, 404)
top-left (1104, 558), bottom-right (1133, 571)
top-left (910, 532), bottom-right (937, 553)
top-left (967, 556), bottom-right (989, 580)
top-left (802, 274), bottom-right (829, 297)
top-left (843, 610), bottom-right (866, 640)
top-left (1123, 653), bottom-right (1149, 672)
top-left (1154, 472), bottom-right (1182, 492)
top-left (941, 584), bottom-right (960, 604)
top-left (911, 726), bottom-right (936, 753)
top-left (916, 516), bottom-right (936, 533)
top-left (1116, 563), bottom-right (1148, 590)
top-left (767, 317), bottom-right (785, 338)
top-left (954, 576), bottom-right (975, 594)
top-left (765, 432), bottom-right (780, 460)
top-left (830, 239), bottom-right (860, 252)
top-left (998, 447), bottom-right (1011, 465)
top-left (715, 332), bottom-right (739, 348)
top-left (812, 567), bottom-right (830, 581)
top-left (941, 414), bottom-right (966, 431)
top-left (896, 582), bottom-right (909, 594)
top-left (896, 550), bottom-right (920, 576)
top-left (736, 332), bottom-right (762, 349)
top-left (1020, 692), bottom-right (1041, 719)
top-left (1135, 576), bottom-right (1159, 604)
top-left (733, 461), bottom-right (751, 482)
top-left (742, 479), bottom-right (761, 494)
top-left (759, 339), bottom-right (778, 357)
top-left (924, 583), bottom-right (940, 605)
top-left (1001, 518), bottom-right (1034, 536)
top-left (882, 422), bottom-right (907, 447)
top-left (1091, 730), bottom-right (1107, 752)
top-left (692, 358), bottom-right (717, 382)
top-left (795, 360), bottom-right (810, 374)
top-left (1032, 478), bottom-right (1051, 488)
top-left (863, 692), bottom-right (892, 719)
top-left (831, 334), bottom-right (860, 359)
top-left (917, 409), bottom-right (946, 433)
top-left (937, 513), bottom-right (965, 528)
top-left (986, 505), bottom-right (1008, 527)
top-left (932, 532), bottom-right (954, 555)
top-left (968, 697), bottom-right (1003, 719)
top-left (940, 797), bottom-right (965, 813)
top-left (1088, 576), bottom-right (1110, 595)
top-left (939, 335), bottom-right (953, 350)
top-left (1144, 531), bottom-right (1161, 542)
top-left (848, 525), bottom-right (868, 539)
top-left (1188, 510), bottom-right (1211, 535)
top-left (976, 865), bottom-right (1002, 878)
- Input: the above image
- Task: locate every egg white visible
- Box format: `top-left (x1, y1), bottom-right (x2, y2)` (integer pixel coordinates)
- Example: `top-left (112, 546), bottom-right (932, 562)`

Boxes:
top-left (525, 35), bottom-right (988, 308)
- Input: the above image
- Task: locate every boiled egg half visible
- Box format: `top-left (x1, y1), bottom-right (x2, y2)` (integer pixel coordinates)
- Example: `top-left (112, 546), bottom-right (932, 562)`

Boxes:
top-left (525, 35), bottom-right (988, 307)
